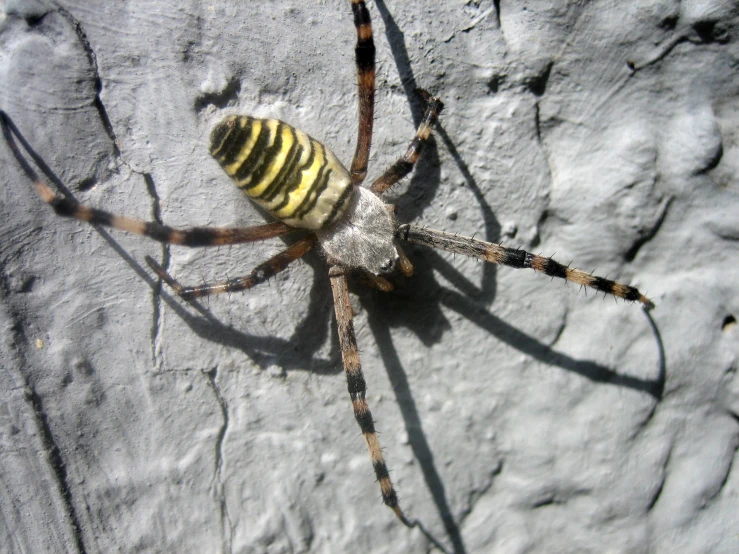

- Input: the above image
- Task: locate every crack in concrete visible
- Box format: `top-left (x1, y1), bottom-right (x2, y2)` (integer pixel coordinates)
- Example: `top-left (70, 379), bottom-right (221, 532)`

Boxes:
top-left (0, 272), bottom-right (88, 554)
top-left (460, 460), bottom-right (502, 524)
top-left (627, 19), bottom-right (727, 73)
top-left (625, 197), bottom-right (672, 263)
top-left (142, 173), bottom-right (168, 370)
top-left (493, 0), bottom-right (501, 29)
top-left (204, 367), bottom-right (234, 553)
top-left (54, 6), bottom-right (171, 372)
top-left (25, 386), bottom-right (89, 554)
top-left (645, 444), bottom-right (671, 514)
top-left (56, 6), bottom-right (119, 157)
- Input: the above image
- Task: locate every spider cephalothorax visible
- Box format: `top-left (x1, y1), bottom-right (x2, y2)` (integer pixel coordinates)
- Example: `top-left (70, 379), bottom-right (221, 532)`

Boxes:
top-left (0, 0), bottom-right (653, 528)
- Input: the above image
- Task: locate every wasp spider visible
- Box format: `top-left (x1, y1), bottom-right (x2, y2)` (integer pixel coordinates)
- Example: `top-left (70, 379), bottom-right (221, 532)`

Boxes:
top-left (0, 0), bottom-right (653, 527)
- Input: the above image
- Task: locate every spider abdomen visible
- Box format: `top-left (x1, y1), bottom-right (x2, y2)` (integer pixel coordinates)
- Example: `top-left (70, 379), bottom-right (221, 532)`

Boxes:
top-left (210, 116), bottom-right (354, 230)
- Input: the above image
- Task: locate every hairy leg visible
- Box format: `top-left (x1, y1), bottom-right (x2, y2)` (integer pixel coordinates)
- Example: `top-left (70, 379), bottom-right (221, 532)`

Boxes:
top-left (329, 265), bottom-right (412, 527)
top-left (397, 224), bottom-right (654, 309)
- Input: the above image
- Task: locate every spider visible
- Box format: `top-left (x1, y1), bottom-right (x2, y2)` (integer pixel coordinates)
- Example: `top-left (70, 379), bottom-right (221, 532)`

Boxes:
top-left (1, 0), bottom-right (653, 528)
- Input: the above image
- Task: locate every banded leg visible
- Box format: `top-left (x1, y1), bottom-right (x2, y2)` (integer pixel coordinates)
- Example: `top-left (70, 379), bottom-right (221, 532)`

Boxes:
top-left (397, 224), bottom-right (655, 309)
top-left (329, 266), bottom-right (412, 527)
top-left (369, 91), bottom-right (444, 195)
top-left (146, 235), bottom-right (316, 301)
top-left (1, 110), bottom-right (296, 247)
top-left (349, 0), bottom-right (376, 184)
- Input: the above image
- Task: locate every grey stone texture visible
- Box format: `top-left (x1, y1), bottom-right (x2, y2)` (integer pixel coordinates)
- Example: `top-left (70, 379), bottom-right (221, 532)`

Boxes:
top-left (1, 1), bottom-right (737, 552)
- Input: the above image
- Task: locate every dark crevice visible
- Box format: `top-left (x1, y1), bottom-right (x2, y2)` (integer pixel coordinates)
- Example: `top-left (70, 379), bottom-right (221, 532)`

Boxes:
top-left (659, 15), bottom-right (678, 31)
top-left (143, 173), bottom-right (165, 240)
top-left (143, 173), bottom-right (167, 368)
top-left (204, 367), bottom-right (233, 552)
top-left (26, 388), bottom-right (89, 553)
top-left (461, 463), bottom-right (501, 525)
top-left (77, 176), bottom-right (97, 192)
top-left (624, 198), bottom-right (671, 263)
top-left (487, 74), bottom-right (504, 94)
top-left (527, 62), bottom-right (552, 97)
top-left (57, 7), bottom-right (120, 157)
top-left (532, 494), bottom-right (560, 509)
top-left (19, 275), bottom-right (37, 293)
top-left (701, 142), bottom-right (723, 174)
top-left (195, 77), bottom-right (242, 112)
top-left (25, 13), bottom-right (49, 27)
top-left (693, 20), bottom-right (719, 43)
top-left (5, 0), bottom-right (52, 26)
top-left (534, 102), bottom-right (543, 145)
top-left (645, 469), bottom-right (666, 512)
top-left (0, 272), bottom-right (87, 553)
top-left (492, 0), bottom-right (501, 29)
top-left (722, 315), bottom-right (736, 332)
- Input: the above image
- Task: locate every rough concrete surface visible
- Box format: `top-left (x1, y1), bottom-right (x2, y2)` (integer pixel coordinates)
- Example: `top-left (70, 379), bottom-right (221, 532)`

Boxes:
top-left (1, 1), bottom-right (737, 553)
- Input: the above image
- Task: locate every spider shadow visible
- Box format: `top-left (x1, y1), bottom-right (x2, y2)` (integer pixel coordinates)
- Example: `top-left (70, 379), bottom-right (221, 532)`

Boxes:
top-left (1, 110), bottom-right (343, 377)
top-left (356, 3), bottom-right (665, 553)
top-left (154, 249), bottom-right (342, 374)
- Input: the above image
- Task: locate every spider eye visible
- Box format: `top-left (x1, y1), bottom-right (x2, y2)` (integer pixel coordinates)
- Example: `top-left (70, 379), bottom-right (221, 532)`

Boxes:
top-left (380, 259), bottom-right (394, 272)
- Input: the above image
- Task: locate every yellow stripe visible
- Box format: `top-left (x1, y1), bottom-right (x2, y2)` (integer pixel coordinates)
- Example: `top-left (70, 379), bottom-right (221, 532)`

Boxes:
top-left (224, 119), bottom-right (266, 180)
top-left (263, 128), bottom-right (313, 210)
top-left (273, 141), bottom-right (326, 219)
top-left (210, 116), bottom-right (353, 230)
top-left (248, 123), bottom-right (295, 197)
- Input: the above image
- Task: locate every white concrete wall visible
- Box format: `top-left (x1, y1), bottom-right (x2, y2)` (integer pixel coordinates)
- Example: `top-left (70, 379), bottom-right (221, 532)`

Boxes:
top-left (1, 1), bottom-right (737, 552)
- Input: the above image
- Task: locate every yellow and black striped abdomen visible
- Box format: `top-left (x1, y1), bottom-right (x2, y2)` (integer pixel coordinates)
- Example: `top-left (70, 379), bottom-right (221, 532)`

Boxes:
top-left (210, 116), bottom-right (354, 230)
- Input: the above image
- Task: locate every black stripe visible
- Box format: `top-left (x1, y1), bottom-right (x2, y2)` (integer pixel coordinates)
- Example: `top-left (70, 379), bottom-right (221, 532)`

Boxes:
top-left (270, 137), bottom-right (317, 212)
top-left (322, 183), bottom-right (355, 226)
top-left (232, 120), bottom-right (272, 182)
top-left (347, 369), bottom-right (366, 394)
top-left (50, 196), bottom-right (81, 218)
top-left (407, 136), bottom-right (423, 156)
top-left (503, 249), bottom-right (527, 268)
top-left (385, 160), bottom-right (413, 183)
top-left (542, 258), bottom-right (568, 279)
top-left (373, 460), bottom-right (390, 480)
top-left (592, 276), bottom-right (615, 294)
top-left (261, 127), bottom-right (302, 201)
top-left (355, 43), bottom-right (375, 73)
top-left (210, 118), bottom-right (236, 158)
top-left (623, 286), bottom-right (641, 302)
top-left (381, 487), bottom-right (398, 507)
top-left (352, 1), bottom-right (371, 28)
top-left (242, 122), bottom-right (286, 194)
top-left (352, 406), bottom-right (376, 435)
top-left (215, 118), bottom-right (253, 168)
top-left (352, 3), bottom-right (375, 72)
top-left (290, 142), bottom-right (330, 218)
top-left (143, 222), bottom-right (174, 243)
top-left (354, 409), bottom-right (375, 434)
top-left (178, 227), bottom-right (226, 247)
top-left (294, 167), bottom-right (333, 219)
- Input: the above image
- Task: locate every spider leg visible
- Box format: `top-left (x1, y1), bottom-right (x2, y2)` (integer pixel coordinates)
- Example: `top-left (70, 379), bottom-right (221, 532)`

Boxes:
top-left (1, 110), bottom-right (295, 246)
top-left (394, 242), bottom-right (415, 277)
top-left (369, 91), bottom-right (444, 195)
top-left (349, 0), bottom-right (376, 184)
top-left (329, 266), bottom-right (412, 527)
top-left (146, 235), bottom-right (316, 301)
top-left (355, 270), bottom-right (394, 292)
top-left (397, 224), bottom-right (655, 309)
